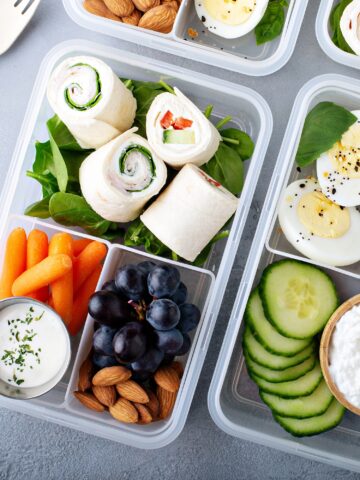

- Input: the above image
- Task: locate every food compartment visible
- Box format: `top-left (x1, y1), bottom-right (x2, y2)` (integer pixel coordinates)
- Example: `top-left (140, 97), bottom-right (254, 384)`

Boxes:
top-left (63, 0), bottom-right (308, 75)
top-left (65, 244), bottom-right (214, 440)
top-left (7, 40), bottom-right (268, 278)
top-left (265, 83), bottom-right (360, 279)
top-left (316, 0), bottom-right (360, 70)
top-left (173, 0), bottom-right (293, 61)
top-left (0, 214), bottom-right (109, 408)
top-left (215, 249), bottom-right (360, 472)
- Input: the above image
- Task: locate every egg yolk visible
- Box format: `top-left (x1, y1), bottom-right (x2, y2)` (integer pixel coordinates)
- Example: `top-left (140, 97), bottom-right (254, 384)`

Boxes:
top-left (328, 121), bottom-right (360, 179)
top-left (203, 0), bottom-right (256, 26)
top-left (297, 191), bottom-right (350, 239)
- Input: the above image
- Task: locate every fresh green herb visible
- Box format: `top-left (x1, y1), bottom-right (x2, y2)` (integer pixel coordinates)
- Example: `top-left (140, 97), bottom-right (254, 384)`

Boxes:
top-left (220, 128), bottom-right (255, 160)
top-left (295, 102), bottom-right (357, 167)
top-left (202, 143), bottom-right (244, 195)
top-left (330, 0), bottom-right (355, 54)
top-left (49, 192), bottom-right (122, 238)
top-left (255, 0), bottom-right (288, 45)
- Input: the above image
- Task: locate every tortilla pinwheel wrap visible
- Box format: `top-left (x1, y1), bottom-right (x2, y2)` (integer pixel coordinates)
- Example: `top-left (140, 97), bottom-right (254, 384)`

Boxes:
top-left (141, 164), bottom-right (238, 261)
top-left (146, 88), bottom-right (221, 169)
top-left (79, 128), bottom-right (167, 223)
top-left (47, 56), bottom-right (136, 149)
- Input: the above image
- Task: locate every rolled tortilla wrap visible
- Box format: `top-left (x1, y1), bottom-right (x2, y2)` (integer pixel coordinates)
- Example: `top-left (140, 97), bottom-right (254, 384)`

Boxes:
top-left (80, 128), bottom-right (167, 222)
top-left (140, 164), bottom-right (238, 261)
top-left (146, 87), bottom-right (221, 169)
top-left (47, 56), bottom-right (137, 149)
top-left (340, 0), bottom-right (360, 56)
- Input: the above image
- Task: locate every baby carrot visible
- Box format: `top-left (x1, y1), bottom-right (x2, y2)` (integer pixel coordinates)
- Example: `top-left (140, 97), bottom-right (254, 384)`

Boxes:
top-left (12, 254), bottom-right (72, 297)
top-left (68, 264), bottom-right (102, 336)
top-left (26, 229), bottom-right (49, 302)
top-left (73, 241), bottom-right (107, 294)
top-left (49, 233), bottom-right (74, 326)
top-left (73, 238), bottom-right (92, 256)
top-left (0, 228), bottom-right (27, 299)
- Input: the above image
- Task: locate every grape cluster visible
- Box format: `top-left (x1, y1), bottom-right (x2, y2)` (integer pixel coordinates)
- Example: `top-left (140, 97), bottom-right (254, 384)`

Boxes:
top-left (88, 262), bottom-right (201, 378)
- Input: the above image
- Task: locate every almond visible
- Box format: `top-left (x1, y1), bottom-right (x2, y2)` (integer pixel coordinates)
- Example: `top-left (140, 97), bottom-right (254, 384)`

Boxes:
top-left (145, 389), bottom-right (160, 419)
top-left (161, 0), bottom-right (178, 10)
top-left (134, 403), bottom-right (153, 424)
top-left (92, 366), bottom-right (131, 386)
top-left (154, 366), bottom-right (180, 392)
top-left (103, 0), bottom-right (134, 17)
top-left (138, 4), bottom-right (177, 33)
top-left (122, 8), bottom-right (142, 24)
top-left (116, 380), bottom-right (149, 404)
top-left (157, 386), bottom-right (176, 419)
top-left (132, 0), bottom-right (159, 12)
top-left (109, 398), bottom-right (138, 423)
top-left (83, 0), bottom-right (121, 20)
top-left (171, 361), bottom-right (184, 378)
top-left (92, 385), bottom-right (117, 407)
top-left (74, 391), bottom-right (105, 412)
top-left (78, 356), bottom-right (93, 392)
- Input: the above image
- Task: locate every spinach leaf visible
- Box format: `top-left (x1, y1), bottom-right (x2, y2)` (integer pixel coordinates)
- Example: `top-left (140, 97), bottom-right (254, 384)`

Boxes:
top-left (202, 143), bottom-right (244, 195)
top-left (24, 196), bottom-right (51, 219)
top-left (124, 219), bottom-right (172, 257)
top-left (330, 0), bottom-right (354, 54)
top-left (33, 141), bottom-right (56, 176)
top-left (220, 128), bottom-right (255, 160)
top-left (255, 0), bottom-right (288, 45)
top-left (47, 115), bottom-right (86, 151)
top-left (295, 102), bottom-right (357, 167)
top-left (49, 192), bottom-right (113, 237)
top-left (26, 171), bottom-right (59, 197)
top-left (126, 81), bottom-right (169, 137)
top-left (47, 121), bottom-right (69, 193)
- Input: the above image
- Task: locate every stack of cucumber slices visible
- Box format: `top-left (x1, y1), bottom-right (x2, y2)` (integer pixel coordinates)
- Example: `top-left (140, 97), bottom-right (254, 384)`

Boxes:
top-left (243, 259), bottom-right (345, 437)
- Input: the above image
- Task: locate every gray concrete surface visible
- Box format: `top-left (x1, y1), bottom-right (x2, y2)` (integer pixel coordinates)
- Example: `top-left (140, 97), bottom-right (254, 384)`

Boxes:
top-left (0, 0), bottom-right (360, 478)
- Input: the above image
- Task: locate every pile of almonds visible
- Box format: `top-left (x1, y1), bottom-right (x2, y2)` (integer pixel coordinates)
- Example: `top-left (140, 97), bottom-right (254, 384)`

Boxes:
top-left (74, 358), bottom-right (183, 424)
top-left (83, 0), bottom-right (181, 33)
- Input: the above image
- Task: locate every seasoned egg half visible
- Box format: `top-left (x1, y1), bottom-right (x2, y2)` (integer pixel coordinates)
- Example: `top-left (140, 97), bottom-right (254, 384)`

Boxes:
top-left (195, 0), bottom-right (269, 39)
top-left (340, 0), bottom-right (360, 56)
top-left (317, 110), bottom-right (360, 207)
top-left (278, 178), bottom-right (360, 267)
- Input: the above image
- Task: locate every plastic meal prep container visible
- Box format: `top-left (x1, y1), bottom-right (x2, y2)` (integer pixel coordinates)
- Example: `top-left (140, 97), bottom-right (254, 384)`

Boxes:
top-left (316, 0), bottom-right (360, 70)
top-left (208, 73), bottom-right (360, 473)
top-left (0, 39), bottom-right (272, 448)
top-left (63, 0), bottom-right (309, 76)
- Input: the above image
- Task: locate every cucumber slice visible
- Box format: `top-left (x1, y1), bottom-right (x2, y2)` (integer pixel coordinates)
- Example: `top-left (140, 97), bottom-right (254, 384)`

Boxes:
top-left (260, 260), bottom-right (339, 339)
top-left (244, 350), bottom-right (316, 383)
top-left (246, 289), bottom-right (312, 356)
top-left (243, 327), bottom-right (315, 371)
top-left (163, 129), bottom-right (195, 144)
top-left (260, 380), bottom-right (334, 418)
top-left (274, 398), bottom-right (345, 437)
top-left (250, 362), bottom-right (323, 398)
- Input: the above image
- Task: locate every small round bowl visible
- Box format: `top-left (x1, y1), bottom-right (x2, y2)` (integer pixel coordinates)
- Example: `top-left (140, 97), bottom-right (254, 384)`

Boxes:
top-left (0, 297), bottom-right (71, 400)
top-left (320, 293), bottom-right (360, 416)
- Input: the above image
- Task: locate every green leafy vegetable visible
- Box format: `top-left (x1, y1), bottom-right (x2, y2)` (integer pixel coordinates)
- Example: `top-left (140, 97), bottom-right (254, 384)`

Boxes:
top-left (202, 143), bottom-right (244, 195)
top-left (330, 0), bottom-right (355, 54)
top-left (47, 120), bottom-right (69, 192)
top-left (255, 0), bottom-right (288, 45)
top-left (220, 128), bottom-right (255, 160)
top-left (295, 102), bottom-right (357, 167)
top-left (24, 196), bottom-right (51, 219)
top-left (49, 192), bottom-right (120, 238)
top-left (47, 115), bottom-right (86, 151)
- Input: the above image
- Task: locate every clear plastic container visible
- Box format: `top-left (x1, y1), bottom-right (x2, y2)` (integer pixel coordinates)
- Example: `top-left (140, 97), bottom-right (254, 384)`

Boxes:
top-left (62, 0), bottom-right (309, 76)
top-left (0, 39), bottom-right (272, 448)
top-left (316, 0), bottom-right (360, 70)
top-left (208, 73), bottom-right (360, 473)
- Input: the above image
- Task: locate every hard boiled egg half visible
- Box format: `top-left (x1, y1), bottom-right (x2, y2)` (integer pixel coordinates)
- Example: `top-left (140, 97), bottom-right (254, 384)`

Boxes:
top-left (278, 178), bottom-right (360, 267)
top-left (340, 0), bottom-right (360, 56)
top-left (317, 110), bottom-right (360, 207)
top-left (195, 0), bottom-right (269, 39)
